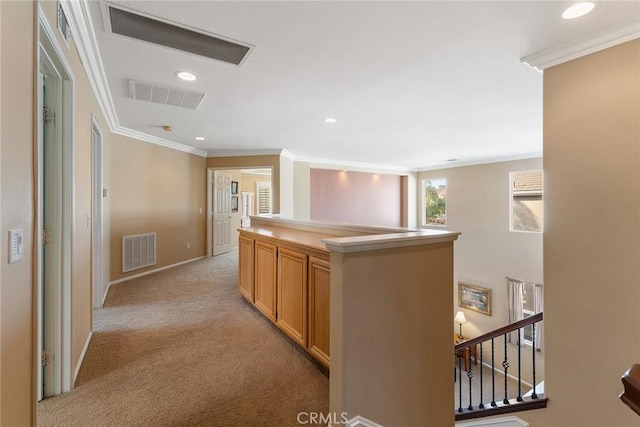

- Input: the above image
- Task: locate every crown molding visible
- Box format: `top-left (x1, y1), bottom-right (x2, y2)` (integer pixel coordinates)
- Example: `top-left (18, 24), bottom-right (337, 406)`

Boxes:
top-left (280, 149), bottom-right (297, 161)
top-left (295, 155), bottom-right (415, 174)
top-left (62, 0), bottom-right (207, 158)
top-left (113, 127), bottom-right (208, 157)
top-left (64, 0), bottom-right (120, 130)
top-left (418, 152), bottom-right (542, 172)
top-left (206, 149), bottom-right (285, 158)
top-left (521, 23), bottom-right (640, 71)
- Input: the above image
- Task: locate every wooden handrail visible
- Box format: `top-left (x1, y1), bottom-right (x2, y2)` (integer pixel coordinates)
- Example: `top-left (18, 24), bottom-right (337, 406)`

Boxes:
top-left (455, 312), bottom-right (543, 351)
top-left (453, 311), bottom-right (546, 421)
top-left (620, 364), bottom-right (640, 416)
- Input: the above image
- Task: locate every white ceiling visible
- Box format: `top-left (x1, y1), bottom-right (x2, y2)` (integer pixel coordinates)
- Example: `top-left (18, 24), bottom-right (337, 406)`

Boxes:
top-left (85, 1), bottom-right (640, 171)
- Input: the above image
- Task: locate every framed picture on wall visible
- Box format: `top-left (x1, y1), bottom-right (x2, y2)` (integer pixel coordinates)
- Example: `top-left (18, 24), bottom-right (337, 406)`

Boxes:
top-left (458, 282), bottom-right (492, 316)
top-left (231, 195), bottom-right (238, 213)
top-left (231, 181), bottom-right (238, 195)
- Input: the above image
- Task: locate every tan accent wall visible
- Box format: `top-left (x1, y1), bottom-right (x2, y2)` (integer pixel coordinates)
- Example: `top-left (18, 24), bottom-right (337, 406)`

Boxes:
top-left (330, 243), bottom-right (455, 425)
top-left (109, 136), bottom-right (206, 281)
top-left (519, 40), bottom-right (640, 426)
top-left (206, 155), bottom-right (280, 213)
top-left (0, 2), bottom-right (35, 425)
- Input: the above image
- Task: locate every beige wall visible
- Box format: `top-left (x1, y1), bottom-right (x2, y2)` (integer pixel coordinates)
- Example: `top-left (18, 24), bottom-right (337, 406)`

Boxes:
top-left (280, 155), bottom-right (294, 217)
top-left (519, 40), bottom-right (639, 426)
top-left (206, 155), bottom-right (281, 214)
top-left (420, 159), bottom-right (544, 384)
top-left (109, 135), bottom-right (206, 281)
top-left (0, 2), bottom-right (35, 425)
top-left (330, 242), bottom-right (455, 425)
top-left (293, 161), bottom-right (311, 221)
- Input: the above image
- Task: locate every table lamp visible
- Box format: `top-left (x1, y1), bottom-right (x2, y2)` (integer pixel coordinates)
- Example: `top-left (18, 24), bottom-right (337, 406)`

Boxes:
top-left (454, 311), bottom-right (467, 340)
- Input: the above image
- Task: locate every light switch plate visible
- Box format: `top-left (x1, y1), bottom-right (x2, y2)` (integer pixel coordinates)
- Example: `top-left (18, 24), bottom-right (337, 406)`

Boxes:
top-left (9, 228), bottom-right (24, 264)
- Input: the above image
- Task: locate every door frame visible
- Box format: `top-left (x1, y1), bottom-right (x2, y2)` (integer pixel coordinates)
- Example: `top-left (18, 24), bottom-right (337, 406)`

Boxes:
top-left (212, 170), bottom-right (233, 256)
top-left (91, 115), bottom-right (105, 309)
top-left (206, 167), bottom-right (273, 257)
top-left (37, 8), bottom-right (75, 399)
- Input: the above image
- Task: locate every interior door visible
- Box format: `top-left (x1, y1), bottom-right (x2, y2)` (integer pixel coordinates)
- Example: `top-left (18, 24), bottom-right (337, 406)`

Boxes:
top-left (42, 73), bottom-right (63, 398)
top-left (212, 171), bottom-right (232, 255)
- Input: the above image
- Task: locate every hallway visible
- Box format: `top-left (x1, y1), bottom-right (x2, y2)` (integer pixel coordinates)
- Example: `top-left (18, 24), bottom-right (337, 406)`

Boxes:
top-left (38, 251), bottom-right (328, 426)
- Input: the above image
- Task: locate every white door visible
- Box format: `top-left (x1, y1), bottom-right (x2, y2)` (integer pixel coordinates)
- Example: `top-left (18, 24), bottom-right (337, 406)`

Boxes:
top-left (92, 118), bottom-right (104, 309)
top-left (212, 171), bottom-right (232, 255)
top-left (38, 20), bottom-right (74, 399)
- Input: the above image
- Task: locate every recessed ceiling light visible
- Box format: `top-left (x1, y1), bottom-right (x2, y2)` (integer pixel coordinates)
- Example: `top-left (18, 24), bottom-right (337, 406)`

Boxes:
top-left (562, 2), bottom-right (595, 19)
top-left (194, 136), bottom-right (205, 141)
top-left (324, 118), bottom-right (337, 123)
top-left (176, 71), bottom-right (196, 81)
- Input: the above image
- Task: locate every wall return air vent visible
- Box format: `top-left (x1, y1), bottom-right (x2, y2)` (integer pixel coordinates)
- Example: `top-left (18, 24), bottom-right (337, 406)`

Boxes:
top-left (105, 5), bottom-right (253, 66)
top-left (122, 232), bottom-right (156, 273)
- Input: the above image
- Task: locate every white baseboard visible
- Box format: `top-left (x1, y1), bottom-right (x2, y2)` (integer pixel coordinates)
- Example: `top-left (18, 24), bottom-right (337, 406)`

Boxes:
top-left (108, 256), bottom-right (206, 287)
top-left (101, 282), bottom-right (111, 307)
top-left (456, 415), bottom-right (529, 427)
top-left (73, 331), bottom-right (92, 386)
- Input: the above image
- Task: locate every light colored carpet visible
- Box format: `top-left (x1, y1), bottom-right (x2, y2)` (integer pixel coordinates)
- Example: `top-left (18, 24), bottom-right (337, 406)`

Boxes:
top-left (38, 250), bottom-right (329, 427)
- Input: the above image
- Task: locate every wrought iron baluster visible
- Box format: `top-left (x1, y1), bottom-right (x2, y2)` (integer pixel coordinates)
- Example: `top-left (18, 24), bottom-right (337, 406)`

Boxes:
top-left (491, 338), bottom-right (496, 407)
top-left (479, 343), bottom-right (485, 409)
top-left (531, 321), bottom-right (538, 399)
top-left (467, 346), bottom-right (474, 410)
top-left (517, 327), bottom-right (523, 402)
top-left (458, 351), bottom-right (463, 413)
top-left (503, 333), bottom-right (510, 405)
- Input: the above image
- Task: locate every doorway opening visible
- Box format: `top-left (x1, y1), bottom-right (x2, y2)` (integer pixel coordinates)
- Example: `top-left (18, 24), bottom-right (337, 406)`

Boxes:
top-left (37, 10), bottom-right (74, 399)
top-left (206, 167), bottom-right (273, 257)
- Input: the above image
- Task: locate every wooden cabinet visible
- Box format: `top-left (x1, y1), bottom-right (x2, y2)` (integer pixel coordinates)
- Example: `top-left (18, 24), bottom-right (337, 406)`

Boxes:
top-left (254, 240), bottom-right (277, 322)
top-left (276, 247), bottom-right (308, 347)
top-left (308, 256), bottom-right (331, 368)
top-left (238, 236), bottom-right (254, 301)
top-left (238, 229), bottom-right (331, 368)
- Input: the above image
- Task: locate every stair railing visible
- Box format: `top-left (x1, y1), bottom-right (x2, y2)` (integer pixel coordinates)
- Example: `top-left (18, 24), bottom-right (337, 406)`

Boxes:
top-left (620, 364), bottom-right (640, 416)
top-left (454, 312), bottom-right (547, 421)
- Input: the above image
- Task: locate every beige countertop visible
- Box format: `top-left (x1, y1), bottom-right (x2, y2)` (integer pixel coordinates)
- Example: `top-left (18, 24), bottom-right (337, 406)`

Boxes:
top-left (240, 218), bottom-right (461, 254)
top-left (239, 225), bottom-right (340, 252)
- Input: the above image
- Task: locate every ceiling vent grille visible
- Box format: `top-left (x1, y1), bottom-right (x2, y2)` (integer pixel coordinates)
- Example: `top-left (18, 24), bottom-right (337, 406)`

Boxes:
top-left (106, 5), bottom-right (253, 66)
top-left (129, 80), bottom-right (205, 110)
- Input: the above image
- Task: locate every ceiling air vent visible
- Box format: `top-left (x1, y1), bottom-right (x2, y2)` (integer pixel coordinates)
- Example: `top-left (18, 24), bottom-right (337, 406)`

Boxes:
top-left (129, 80), bottom-right (205, 110)
top-left (106, 5), bottom-right (253, 66)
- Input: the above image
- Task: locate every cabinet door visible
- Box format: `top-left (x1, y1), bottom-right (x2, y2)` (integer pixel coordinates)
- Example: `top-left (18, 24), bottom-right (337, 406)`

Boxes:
top-left (238, 235), bottom-right (254, 301)
top-left (308, 256), bottom-right (330, 368)
top-left (254, 240), bottom-right (277, 321)
top-left (276, 247), bottom-right (308, 347)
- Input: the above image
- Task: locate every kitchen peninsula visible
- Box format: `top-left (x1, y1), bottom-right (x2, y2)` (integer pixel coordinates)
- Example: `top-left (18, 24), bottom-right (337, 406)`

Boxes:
top-left (238, 216), bottom-right (460, 426)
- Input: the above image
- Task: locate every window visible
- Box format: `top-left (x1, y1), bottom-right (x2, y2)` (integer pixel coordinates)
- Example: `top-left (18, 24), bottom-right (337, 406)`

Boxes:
top-left (510, 170), bottom-right (543, 233)
top-left (522, 283), bottom-right (536, 345)
top-left (424, 178), bottom-right (447, 226)
top-left (256, 182), bottom-right (272, 215)
top-left (507, 278), bottom-right (543, 350)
